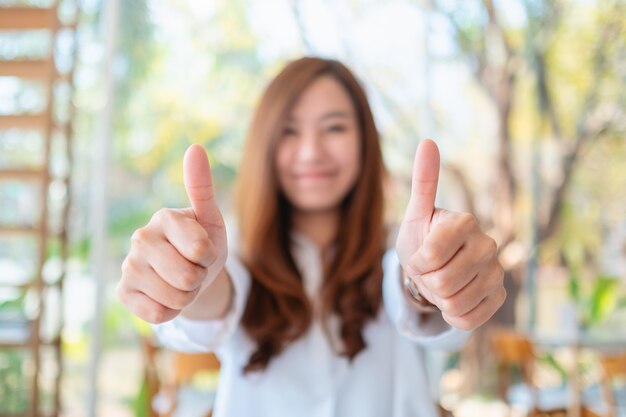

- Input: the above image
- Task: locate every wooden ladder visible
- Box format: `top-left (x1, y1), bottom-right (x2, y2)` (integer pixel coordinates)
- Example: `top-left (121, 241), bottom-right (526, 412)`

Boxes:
top-left (0, 4), bottom-right (77, 417)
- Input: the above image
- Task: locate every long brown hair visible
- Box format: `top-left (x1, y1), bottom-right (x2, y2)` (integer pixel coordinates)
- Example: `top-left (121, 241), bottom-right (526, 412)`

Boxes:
top-left (234, 57), bottom-right (386, 373)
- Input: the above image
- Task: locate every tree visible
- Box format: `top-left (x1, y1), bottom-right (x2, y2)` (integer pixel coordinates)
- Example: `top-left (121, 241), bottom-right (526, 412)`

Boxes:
top-left (434, 0), bottom-right (626, 324)
top-left (425, 0), bottom-right (626, 394)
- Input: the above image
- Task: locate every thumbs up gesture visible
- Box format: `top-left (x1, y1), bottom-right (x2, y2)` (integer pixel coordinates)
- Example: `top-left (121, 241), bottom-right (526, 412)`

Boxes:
top-left (117, 144), bottom-right (228, 323)
top-left (395, 140), bottom-right (505, 330)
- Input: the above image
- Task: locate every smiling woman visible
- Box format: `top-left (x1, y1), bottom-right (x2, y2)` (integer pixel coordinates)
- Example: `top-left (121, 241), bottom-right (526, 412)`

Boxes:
top-left (117, 57), bottom-right (506, 417)
top-left (275, 77), bottom-right (362, 214)
top-left (233, 59), bottom-right (388, 374)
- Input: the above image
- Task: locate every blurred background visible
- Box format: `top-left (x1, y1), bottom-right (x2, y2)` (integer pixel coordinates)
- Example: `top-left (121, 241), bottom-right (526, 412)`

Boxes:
top-left (0, 0), bottom-right (625, 416)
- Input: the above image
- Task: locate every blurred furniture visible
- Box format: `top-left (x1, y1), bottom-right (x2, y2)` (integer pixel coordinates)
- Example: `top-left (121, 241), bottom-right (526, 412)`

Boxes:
top-left (585, 351), bottom-right (626, 417)
top-left (0, 3), bottom-right (77, 416)
top-left (491, 328), bottom-right (570, 417)
top-left (141, 335), bottom-right (220, 417)
top-left (531, 331), bottom-right (626, 417)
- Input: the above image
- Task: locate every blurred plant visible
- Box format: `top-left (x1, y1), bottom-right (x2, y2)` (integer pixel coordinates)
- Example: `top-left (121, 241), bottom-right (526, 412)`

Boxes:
top-left (407, 0), bottom-right (626, 396)
top-left (539, 352), bottom-right (568, 384)
top-left (0, 351), bottom-right (28, 414)
top-left (0, 290), bottom-right (26, 313)
top-left (132, 378), bottom-right (150, 417)
top-left (568, 270), bottom-right (626, 330)
top-left (435, 0), bottom-right (625, 308)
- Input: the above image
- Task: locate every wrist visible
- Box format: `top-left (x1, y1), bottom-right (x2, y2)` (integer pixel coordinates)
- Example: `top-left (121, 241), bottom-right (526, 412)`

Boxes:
top-left (402, 274), bottom-right (439, 313)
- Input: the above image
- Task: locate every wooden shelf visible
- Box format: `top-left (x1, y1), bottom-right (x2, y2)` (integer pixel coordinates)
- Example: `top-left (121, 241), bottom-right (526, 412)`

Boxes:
top-left (0, 114), bottom-right (48, 130)
top-left (0, 278), bottom-right (68, 290)
top-left (0, 7), bottom-right (57, 30)
top-left (0, 225), bottom-right (41, 236)
top-left (0, 59), bottom-right (52, 78)
top-left (0, 168), bottom-right (46, 180)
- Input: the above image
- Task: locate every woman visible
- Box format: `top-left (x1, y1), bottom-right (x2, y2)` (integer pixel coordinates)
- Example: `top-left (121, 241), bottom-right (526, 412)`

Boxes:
top-left (117, 57), bottom-right (505, 417)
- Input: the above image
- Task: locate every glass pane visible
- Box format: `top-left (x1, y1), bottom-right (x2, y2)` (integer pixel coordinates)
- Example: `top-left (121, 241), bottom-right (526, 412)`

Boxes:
top-left (0, 235), bottom-right (40, 286)
top-left (0, 130), bottom-right (45, 169)
top-left (0, 180), bottom-right (43, 228)
top-left (0, 30), bottom-right (51, 60)
top-left (0, 78), bottom-right (47, 115)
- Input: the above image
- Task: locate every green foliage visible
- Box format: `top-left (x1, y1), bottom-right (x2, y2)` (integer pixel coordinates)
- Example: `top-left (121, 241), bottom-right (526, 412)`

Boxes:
top-left (432, 1), bottom-right (625, 302)
top-left (70, 236), bottom-right (90, 261)
top-left (44, 238), bottom-right (62, 259)
top-left (109, 204), bottom-right (156, 238)
top-left (105, 0), bottom-right (270, 280)
top-left (540, 199), bottom-right (603, 269)
top-left (567, 270), bottom-right (624, 329)
top-left (132, 377), bottom-right (150, 417)
top-left (586, 275), bottom-right (620, 326)
top-left (567, 269), bottom-right (581, 304)
top-left (0, 290), bottom-right (25, 312)
top-left (540, 352), bottom-right (568, 384)
top-left (0, 351), bottom-right (28, 414)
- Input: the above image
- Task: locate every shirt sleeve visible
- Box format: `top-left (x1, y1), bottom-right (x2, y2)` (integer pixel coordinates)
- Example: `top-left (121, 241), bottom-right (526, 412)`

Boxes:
top-left (382, 249), bottom-right (470, 351)
top-left (150, 253), bottom-right (251, 353)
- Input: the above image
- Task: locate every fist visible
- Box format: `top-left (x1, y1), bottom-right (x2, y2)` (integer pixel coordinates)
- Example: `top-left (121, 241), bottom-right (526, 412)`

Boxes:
top-left (117, 144), bottom-right (227, 323)
top-left (395, 140), bottom-right (505, 331)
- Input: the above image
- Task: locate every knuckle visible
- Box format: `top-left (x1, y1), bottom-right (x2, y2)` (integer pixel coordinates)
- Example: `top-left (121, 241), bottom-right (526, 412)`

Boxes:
top-left (151, 208), bottom-right (170, 223)
top-left (429, 272), bottom-right (449, 295)
top-left (458, 212), bottom-right (478, 231)
top-left (486, 262), bottom-right (505, 288)
top-left (130, 227), bottom-right (149, 247)
top-left (145, 304), bottom-right (169, 324)
top-left (168, 289), bottom-right (194, 310)
top-left (420, 245), bottom-right (442, 266)
top-left (120, 257), bottom-right (139, 282)
top-left (120, 257), bottom-right (130, 275)
top-left (406, 261), bottom-right (420, 277)
top-left (189, 238), bottom-right (211, 262)
top-left (115, 282), bottom-right (129, 304)
top-left (121, 256), bottom-right (141, 280)
top-left (480, 236), bottom-right (498, 261)
top-left (498, 287), bottom-right (507, 306)
top-left (178, 272), bottom-right (196, 291)
top-left (441, 296), bottom-right (467, 317)
top-left (178, 264), bottom-right (205, 290)
top-left (447, 313), bottom-right (475, 331)
top-left (438, 297), bottom-right (454, 315)
top-left (496, 264), bottom-right (505, 284)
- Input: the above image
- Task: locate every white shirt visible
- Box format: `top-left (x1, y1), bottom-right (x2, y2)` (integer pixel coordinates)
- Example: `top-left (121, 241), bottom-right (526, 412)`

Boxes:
top-left (153, 233), bottom-right (469, 417)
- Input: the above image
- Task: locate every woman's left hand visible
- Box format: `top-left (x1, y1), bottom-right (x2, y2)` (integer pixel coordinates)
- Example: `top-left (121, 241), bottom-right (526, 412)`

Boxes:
top-left (395, 140), bottom-right (506, 331)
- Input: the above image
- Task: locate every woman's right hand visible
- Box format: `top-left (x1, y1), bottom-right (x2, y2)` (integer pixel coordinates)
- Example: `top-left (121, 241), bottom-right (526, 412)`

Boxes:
top-left (117, 144), bottom-right (228, 324)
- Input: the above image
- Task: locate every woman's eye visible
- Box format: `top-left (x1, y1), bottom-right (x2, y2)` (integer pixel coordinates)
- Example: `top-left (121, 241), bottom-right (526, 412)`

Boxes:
top-left (283, 127), bottom-right (297, 137)
top-left (325, 125), bottom-right (346, 133)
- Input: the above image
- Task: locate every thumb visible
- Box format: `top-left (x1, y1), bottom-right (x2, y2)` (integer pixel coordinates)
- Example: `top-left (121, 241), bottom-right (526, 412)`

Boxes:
top-left (183, 144), bottom-right (219, 230)
top-left (404, 139), bottom-right (440, 224)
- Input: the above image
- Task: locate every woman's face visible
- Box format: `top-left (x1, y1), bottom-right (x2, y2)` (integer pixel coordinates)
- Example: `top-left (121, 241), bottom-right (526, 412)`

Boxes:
top-left (275, 75), bottom-right (361, 214)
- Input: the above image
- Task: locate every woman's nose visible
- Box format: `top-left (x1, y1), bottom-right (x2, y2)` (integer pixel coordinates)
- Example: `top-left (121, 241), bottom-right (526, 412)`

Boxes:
top-left (296, 131), bottom-right (323, 161)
